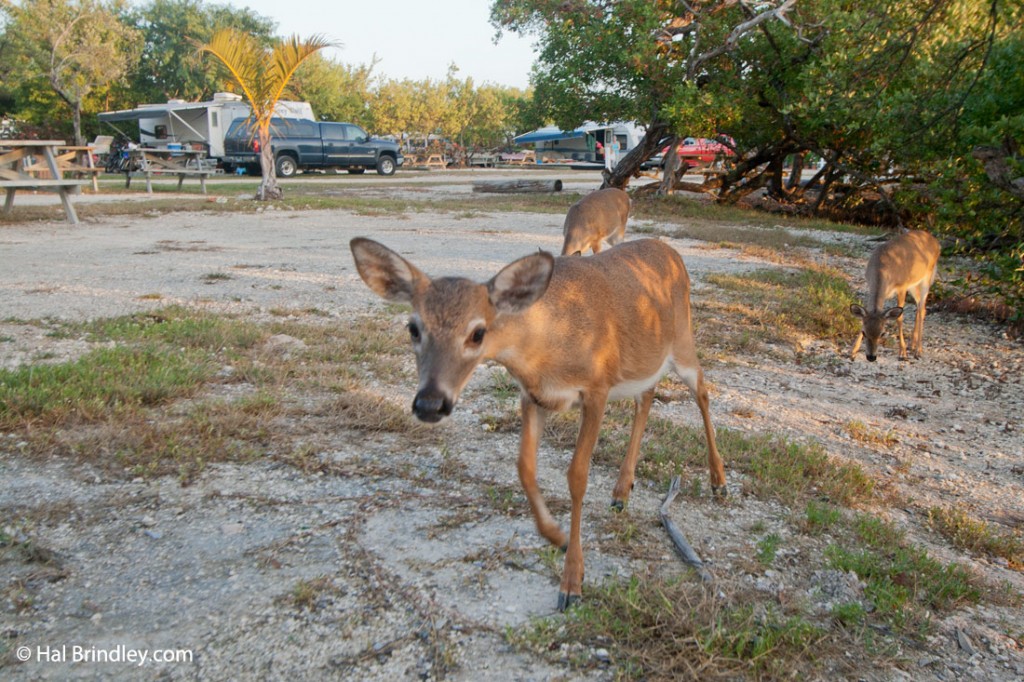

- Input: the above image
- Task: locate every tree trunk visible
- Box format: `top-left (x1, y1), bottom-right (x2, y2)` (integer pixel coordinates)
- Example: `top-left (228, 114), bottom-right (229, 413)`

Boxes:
top-left (786, 153), bottom-right (805, 190)
top-left (257, 128), bottom-right (282, 201)
top-left (601, 121), bottom-right (671, 190)
top-left (73, 102), bottom-right (84, 146)
top-left (659, 136), bottom-right (680, 196)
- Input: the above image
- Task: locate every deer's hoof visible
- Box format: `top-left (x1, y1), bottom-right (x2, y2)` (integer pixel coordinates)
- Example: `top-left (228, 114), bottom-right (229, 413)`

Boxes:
top-left (610, 499), bottom-right (625, 512)
top-left (557, 592), bottom-right (581, 612)
top-left (711, 484), bottom-right (728, 500)
top-left (559, 543), bottom-right (568, 553)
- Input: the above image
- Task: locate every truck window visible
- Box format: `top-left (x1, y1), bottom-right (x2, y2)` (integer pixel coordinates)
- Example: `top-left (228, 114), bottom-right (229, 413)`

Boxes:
top-left (343, 125), bottom-right (368, 142)
top-left (321, 124), bottom-right (346, 141)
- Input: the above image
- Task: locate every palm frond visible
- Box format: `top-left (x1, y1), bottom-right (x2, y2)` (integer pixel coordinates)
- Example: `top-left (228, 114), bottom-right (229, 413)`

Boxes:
top-left (268, 34), bottom-right (339, 106)
top-left (200, 28), bottom-right (266, 109)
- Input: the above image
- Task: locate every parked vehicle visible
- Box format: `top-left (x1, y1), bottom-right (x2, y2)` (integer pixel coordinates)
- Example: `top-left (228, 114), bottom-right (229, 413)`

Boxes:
top-left (650, 136), bottom-right (736, 169)
top-left (98, 92), bottom-right (314, 163)
top-left (222, 118), bottom-right (403, 176)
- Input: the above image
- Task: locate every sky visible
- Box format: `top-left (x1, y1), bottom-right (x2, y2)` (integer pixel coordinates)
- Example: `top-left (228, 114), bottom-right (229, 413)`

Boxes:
top-left (223, 0), bottom-right (538, 89)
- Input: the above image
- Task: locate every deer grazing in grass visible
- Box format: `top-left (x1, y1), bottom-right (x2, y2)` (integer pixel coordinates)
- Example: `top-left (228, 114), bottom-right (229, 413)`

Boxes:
top-left (560, 187), bottom-right (630, 256)
top-left (850, 229), bottom-right (941, 362)
top-left (350, 237), bottom-right (726, 611)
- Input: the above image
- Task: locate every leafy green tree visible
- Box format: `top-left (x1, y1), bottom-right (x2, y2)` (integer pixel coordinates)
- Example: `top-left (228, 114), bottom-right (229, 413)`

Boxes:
top-left (291, 53), bottom-right (377, 126)
top-left (121, 0), bottom-right (275, 105)
top-left (201, 28), bottom-right (335, 200)
top-left (1, 0), bottom-right (141, 144)
top-left (369, 77), bottom-right (419, 145)
top-left (491, 0), bottom-right (799, 188)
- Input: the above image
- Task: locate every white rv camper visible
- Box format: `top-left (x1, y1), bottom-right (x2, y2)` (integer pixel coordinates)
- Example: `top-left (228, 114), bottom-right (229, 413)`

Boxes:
top-left (513, 122), bottom-right (646, 170)
top-left (97, 93), bottom-right (315, 160)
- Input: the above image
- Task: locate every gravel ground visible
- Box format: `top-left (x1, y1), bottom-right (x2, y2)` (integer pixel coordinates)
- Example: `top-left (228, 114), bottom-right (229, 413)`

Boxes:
top-left (1, 171), bottom-right (1022, 680)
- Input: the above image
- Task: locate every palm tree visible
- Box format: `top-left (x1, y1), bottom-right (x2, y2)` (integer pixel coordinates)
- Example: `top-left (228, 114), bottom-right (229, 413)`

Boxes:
top-left (201, 29), bottom-right (336, 200)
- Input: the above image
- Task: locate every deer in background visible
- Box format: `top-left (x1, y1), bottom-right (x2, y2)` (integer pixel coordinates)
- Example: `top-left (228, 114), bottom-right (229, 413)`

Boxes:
top-left (561, 187), bottom-right (630, 256)
top-left (850, 229), bottom-right (941, 362)
top-left (350, 237), bottom-right (726, 611)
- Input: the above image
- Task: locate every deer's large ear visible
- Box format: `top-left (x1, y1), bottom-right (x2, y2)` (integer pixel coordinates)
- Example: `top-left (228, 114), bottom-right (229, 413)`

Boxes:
top-left (884, 306), bottom-right (904, 319)
top-left (849, 304), bottom-right (866, 318)
top-left (350, 238), bottom-right (428, 303)
top-left (487, 251), bottom-right (555, 313)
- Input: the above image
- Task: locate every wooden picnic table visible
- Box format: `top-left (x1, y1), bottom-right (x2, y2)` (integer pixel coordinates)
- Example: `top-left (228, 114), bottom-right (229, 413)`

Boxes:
top-left (124, 147), bottom-right (213, 194)
top-left (0, 140), bottom-right (87, 225)
top-left (24, 145), bottom-right (102, 192)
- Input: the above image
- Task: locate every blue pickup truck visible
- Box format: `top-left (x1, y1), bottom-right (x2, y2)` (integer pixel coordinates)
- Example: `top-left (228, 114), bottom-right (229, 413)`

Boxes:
top-left (222, 118), bottom-right (404, 176)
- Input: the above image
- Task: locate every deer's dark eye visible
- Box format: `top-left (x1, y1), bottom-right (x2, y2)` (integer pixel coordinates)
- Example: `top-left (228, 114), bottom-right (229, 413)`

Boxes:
top-left (407, 322), bottom-right (421, 342)
top-left (469, 327), bottom-right (486, 346)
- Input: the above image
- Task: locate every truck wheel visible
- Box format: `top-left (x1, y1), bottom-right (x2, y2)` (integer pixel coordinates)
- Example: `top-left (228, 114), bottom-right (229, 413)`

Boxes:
top-left (376, 155), bottom-right (396, 176)
top-left (276, 154), bottom-right (298, 177)
top-left (347, 168), bottom-right (366, 175)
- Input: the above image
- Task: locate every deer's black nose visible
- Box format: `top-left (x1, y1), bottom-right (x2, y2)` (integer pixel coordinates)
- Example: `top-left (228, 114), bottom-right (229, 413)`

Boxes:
top-left (866, 354), bottom-right (877, 362)
top-left (412, 387), bottom-right (453, 423)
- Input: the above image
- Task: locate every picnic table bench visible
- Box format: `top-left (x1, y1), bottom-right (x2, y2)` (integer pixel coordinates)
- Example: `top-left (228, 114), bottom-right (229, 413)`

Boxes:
top-left (124, 147), bottom-right (213, 194)
top-left (1, 140), bottom-right (87, 224)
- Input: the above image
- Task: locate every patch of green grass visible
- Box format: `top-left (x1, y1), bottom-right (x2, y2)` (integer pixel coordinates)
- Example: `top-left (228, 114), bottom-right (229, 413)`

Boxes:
top-left (804, 500), bottom-right (843, 533)
top-left (595, 415), bottom-right (874, 507)
top-left (508, 576), bottom-right (838, 680)
top-left (488, 369), bottom-right (520, 401)
top-left (77, 306), bottom-right (263, 352)
top-left (705, 267), bottom-right (861, 343)
top-left (831, 601), bottom-right (868, 627)
top-left (826, 514), bottom-right (983, 632)
top-left (0, 345), bottom-right (213, 429)
top-left (756, 533), bottom-right (782, 565)
top-left (928, 505), bottom-right (1024, 569)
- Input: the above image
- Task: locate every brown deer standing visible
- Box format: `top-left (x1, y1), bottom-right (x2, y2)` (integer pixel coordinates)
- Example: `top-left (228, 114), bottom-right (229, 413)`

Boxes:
top-left (850, 229), bottom-right (941, 362)
top-left (350, 237), bottom-right (726, 611)
top-left (560, 187), bottom-right (630, 256)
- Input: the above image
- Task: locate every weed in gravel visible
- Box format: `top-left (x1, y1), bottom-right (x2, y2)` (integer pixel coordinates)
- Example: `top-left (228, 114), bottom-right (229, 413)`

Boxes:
top-left (280, 575), bottom-right (344, 611)
top-left (755, 533), bottom-right (782, 566)
top-left (804, 500), bottom-right (843, 534)
top-left (927, 505), bottom-right (1024, 569)
top-left (845, 420), bottom-right (899, 447)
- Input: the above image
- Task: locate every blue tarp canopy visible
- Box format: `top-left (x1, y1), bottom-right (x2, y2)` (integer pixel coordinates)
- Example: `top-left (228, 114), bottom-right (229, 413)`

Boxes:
top-left (514, 123), bottom-right (604, 145)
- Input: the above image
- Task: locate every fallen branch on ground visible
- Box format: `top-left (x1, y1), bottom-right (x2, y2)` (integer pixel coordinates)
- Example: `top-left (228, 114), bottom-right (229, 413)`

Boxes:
top-left (660, 476), bottom-right (714, 583)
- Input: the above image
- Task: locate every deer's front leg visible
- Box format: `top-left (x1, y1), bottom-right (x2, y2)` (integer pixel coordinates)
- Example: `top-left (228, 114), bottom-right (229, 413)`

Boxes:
top-left (895, 293), bottom-right (909, 360)
top-left (850, 330), bottom-right (864, 360)
top-left (517, 396), bottom-right (566, 549)
top-left (558, 391), bottom-right (608, 612)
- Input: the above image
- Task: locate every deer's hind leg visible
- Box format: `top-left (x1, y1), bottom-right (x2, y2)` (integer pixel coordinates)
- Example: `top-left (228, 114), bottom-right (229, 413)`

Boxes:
top-left (909, 280), bottom-right (931, 358)
top-left (672, 328), bottom-right (726, 497)
top-left (611, 388), bottom-right (654, 511)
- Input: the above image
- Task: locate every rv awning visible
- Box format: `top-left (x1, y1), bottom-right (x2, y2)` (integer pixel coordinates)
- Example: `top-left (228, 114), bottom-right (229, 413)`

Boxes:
top-left (514, 123), bottom-right (605, 145)
top-left (97, 103), bottom-right (213, 122)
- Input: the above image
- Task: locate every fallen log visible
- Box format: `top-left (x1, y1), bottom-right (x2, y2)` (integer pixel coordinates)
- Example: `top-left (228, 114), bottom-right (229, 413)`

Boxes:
top-left (659, 476), bottom-right (714, 583)
top-left (472, 179), bottom-right (563, 194)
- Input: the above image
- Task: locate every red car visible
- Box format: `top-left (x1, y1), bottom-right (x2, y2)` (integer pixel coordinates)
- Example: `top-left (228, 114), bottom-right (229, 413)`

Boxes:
top-left (655, 136), bottom-right (735, 169)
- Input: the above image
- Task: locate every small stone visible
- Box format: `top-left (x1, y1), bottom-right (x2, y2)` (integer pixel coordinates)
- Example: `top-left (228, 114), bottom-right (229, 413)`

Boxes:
top-left (955, 628), bottom-right (976, 656)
